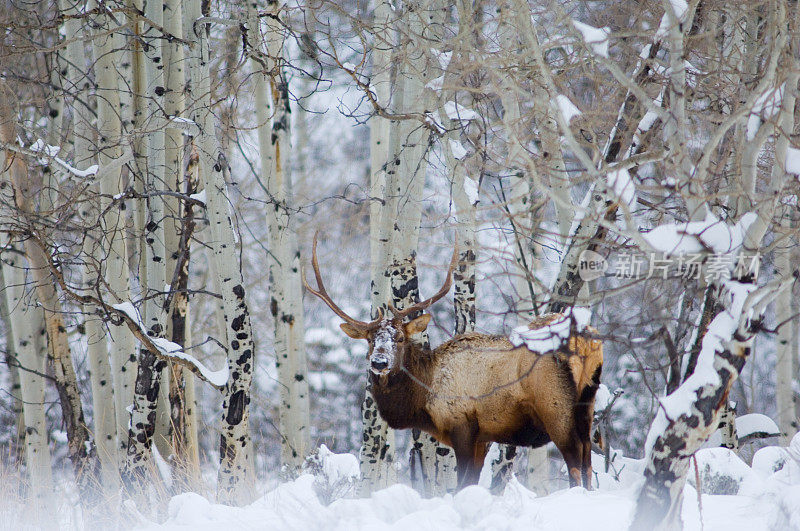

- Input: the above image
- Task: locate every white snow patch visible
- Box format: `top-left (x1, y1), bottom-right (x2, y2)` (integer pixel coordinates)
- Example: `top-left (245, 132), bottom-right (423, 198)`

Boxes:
top-left (706, 413), bottom-right (781, 448)
top-left (30, 138), bottom-right (99, 178)
top-left (785, 147), bottom-right (800, 176)
top-left (752, 446), bottom-right (789, 478)
top-left (464, 177), bottom-right (479, 205)
top-left (690, 447), bottom-right (757, 495)
top-left (444, 101), bottom-right (478, 121)
top-left (152, 444), bottom-right (174, 489)
top-left (317, 444), bottom-right (359, 485)
top-left (572, 20), bottom-right (611, 58)
top-left (606, 167), bottom-right (636, 208)
top-left (736, 413), bottom-right (780, 439)
top-left (189, 189), bottom-right (206, 205)
top-left (58, 439), bottom-right (800, 531)
top-left (449, 139), bottom-right (468, 160)
top-left (631, 92), bottom-right (663, 150)
top-left (29, 139), bottom-right (60, 157)
top-left (425, 76), bottom-right (444, 92)
top-left (656, 0), bottom-right (689, 39)
top-left (594, 383), bottom-right (612, 412)
top-left (51, 430), bottom-right (68, 444)
top-left (556, 94), bottom-right (581, 123)
top-left (429, 48), bottom-right (452, 70)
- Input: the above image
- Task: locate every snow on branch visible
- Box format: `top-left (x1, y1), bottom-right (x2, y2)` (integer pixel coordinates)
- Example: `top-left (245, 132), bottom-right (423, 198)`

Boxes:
top-left (706, 413), bottom-right (780, 447)
top-left (785, 146), bottom-right (800, 176)
top-left (112, 302), bottom-right (229, 388)
top-left (165, 115), bottom-right (201, 136)
top-left (642, 209), bottom-right (757, 255)
top-left (747, 83), bottom-right (785, 141)
top-left (509, 307), bottom-right (592, 353)
top-left (644, 277), bottom-right (791, 457)
top-left (2, 139), bottom-right (133, 182)
top-left (556, 94), bottom-right (581, 123)
top-left (656, 0), bottom-right (689, 39)
top-left (28, 139), bottom-right (98, 178)
top-left (605, 167), bottom-right (636, 208)
top-left (24, 228), bottom-right (229, 389)
top-left (572, 20), bottom-right (610, 58)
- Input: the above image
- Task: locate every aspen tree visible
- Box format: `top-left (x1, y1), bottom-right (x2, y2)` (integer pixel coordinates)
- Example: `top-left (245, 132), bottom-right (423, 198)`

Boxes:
top-left (245, 0), bottom-right (311, 474)
top-left (123, 0), bottom-right (170, 490)
top-left (0, 250), bottom-right (53, 507)
top-left (361, 0), bottom-right (397, 493)
top-left (185, 0), bottom-right (258, 504)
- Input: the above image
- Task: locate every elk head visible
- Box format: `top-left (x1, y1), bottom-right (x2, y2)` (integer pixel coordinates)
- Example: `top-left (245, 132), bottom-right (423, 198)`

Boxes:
top-left (303, 234), bottom-right (457, 376)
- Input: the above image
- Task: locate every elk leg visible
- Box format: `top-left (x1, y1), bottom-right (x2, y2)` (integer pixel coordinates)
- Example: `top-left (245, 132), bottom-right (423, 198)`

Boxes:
top-left (451, 424), bottom-right (479, 488)
top-left (575, 399), bottom-right (596, 490)
top-left (472, 442), bottom-right (489, 483)
top-left (582, 439), bottom-right (593, 490)
top-left (551, 433), bottom-right (584, 488)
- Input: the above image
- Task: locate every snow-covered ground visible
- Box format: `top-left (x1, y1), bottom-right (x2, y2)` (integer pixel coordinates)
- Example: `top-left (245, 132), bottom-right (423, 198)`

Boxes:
top-left (136, 440), bottom-right (800, 531)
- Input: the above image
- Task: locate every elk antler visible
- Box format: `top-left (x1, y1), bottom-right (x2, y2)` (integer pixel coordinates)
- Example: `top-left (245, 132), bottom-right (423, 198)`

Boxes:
top-left (303, 232), bottom-right (384, 330)
top-left (388, 245), bottom-right (458, 320)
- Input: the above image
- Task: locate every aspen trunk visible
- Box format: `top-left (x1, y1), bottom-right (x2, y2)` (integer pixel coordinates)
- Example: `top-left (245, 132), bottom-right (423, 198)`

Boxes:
top-left (123, 0), bottom-right (169, 491)
top-left (0, 265), bottom-right (24, 462)
top-left (633, 13), bottom-right (796, 526)
top-left (361, 0), bottom-right (397, 494)
top-left (246, 0), bottom-right (310, 474)
top-left (0, 250), bottom-right (53, 505)
top-left (776, 219), bottom-right (796, 445)
top-left (186, 2), bottom-right (257, 504)
top-left (155, 0), bottom-right (189, 472)
top-left (59, 1), bottom-right (120, 484)
top-left (440, 3), bottom-right (480, 488)
top-left (389, 0), bottom-right (457, 495)
top-left (92, 0), bottom-right (138, 462)
top-left (168, 154), bottom-right (201, 486)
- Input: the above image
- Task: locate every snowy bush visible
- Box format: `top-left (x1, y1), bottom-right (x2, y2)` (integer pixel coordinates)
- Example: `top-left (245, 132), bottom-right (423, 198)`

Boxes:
top-left (689, 447), bottom-right (756, 495)
top-left (303, 444), bottom-right (360, 504)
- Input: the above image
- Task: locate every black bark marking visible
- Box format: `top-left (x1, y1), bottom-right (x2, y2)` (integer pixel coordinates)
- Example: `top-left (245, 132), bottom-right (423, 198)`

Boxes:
top-left (226, 390), bottom-right (246, 425)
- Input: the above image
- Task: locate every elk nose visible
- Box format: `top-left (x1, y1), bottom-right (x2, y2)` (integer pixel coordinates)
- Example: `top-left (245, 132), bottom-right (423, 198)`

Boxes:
top-left (371, 359), bottom-right (388, 371)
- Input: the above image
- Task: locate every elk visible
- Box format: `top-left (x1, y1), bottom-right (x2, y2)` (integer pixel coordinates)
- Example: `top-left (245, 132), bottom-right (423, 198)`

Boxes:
top-left (304, 238), bottom-right (603, 489)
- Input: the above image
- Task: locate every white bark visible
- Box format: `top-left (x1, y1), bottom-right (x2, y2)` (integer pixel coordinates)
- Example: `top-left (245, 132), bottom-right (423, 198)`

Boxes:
top-left (59, 4), bottom-right (117, 479)
top-left (361, 0), bottom-right (398, 494)
top-left (246, 0), bottom-right (310, 474)
top-left (387, 0), bottom-right (457, 495)
top-left (88, 0), bottom-right (138, 486)
top-left (186, 2), bottom-right (257, 504)
top-left (155, 0), bottom-right (188, 470)
top-left (124, 0), bottom-right (169, 489)
top-left (0, 250), bottom-right (53, 504)
top-left (0, 265), bottom-right (25, 460)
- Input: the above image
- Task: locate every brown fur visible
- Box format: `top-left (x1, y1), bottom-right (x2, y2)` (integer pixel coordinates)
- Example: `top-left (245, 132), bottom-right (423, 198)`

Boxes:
top-left (360, 313), bottom-right (603, 490)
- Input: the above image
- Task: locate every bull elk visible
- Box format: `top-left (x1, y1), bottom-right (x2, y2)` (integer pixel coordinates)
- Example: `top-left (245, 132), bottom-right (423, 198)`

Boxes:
top-left (304, 237), bottom-right (603, 489)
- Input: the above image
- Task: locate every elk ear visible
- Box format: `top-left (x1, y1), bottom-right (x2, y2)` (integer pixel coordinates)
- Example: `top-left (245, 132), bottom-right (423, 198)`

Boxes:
top-left (405, 314), bottom-right (432, 336)
top-left (340, 323), bottom-right (368, 339)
